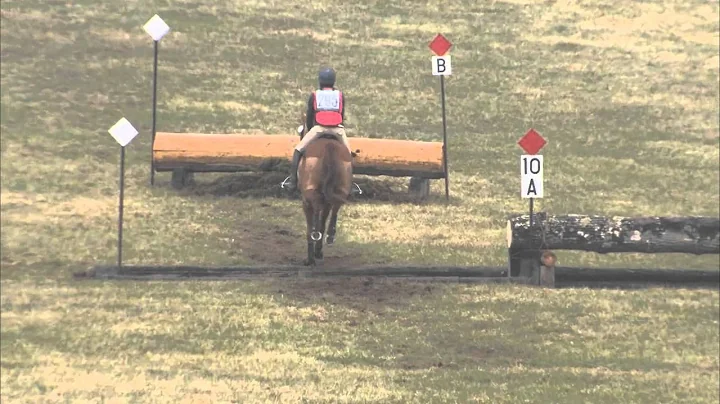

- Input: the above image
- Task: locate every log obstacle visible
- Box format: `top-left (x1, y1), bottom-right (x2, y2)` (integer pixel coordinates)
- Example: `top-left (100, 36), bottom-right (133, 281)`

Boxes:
top-left (75, 264), bottom-right (720, 288)
top-left (152, 132), bottom-right (445, 197)
top-left (506, 212), bottom-right (720, 286)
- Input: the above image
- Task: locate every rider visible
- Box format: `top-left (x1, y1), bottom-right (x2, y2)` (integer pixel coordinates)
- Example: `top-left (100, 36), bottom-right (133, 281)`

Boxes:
top-left (284, 67), bottom-right (353, 191)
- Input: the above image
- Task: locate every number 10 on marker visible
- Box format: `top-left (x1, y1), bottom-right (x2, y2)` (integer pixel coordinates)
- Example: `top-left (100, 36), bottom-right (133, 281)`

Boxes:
top-left (520, 155), bottom-right (543, 198)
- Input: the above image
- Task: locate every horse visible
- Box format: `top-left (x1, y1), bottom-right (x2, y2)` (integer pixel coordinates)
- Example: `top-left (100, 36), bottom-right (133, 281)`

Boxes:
top-left (295, 120), bottom-right (353, 266)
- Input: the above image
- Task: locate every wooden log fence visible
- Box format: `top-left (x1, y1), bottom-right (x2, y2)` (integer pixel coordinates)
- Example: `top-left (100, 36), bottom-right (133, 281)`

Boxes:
top-left (507, 212), bottom-right (720, 286)
top-left (152, 132), bottom-right (445, 197)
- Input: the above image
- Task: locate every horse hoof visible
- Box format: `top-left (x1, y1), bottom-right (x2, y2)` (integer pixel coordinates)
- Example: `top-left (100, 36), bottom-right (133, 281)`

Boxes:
top-left (315, 251), bottom-right (324, 260)
top-left (326, 235), bottom-right (335, 245)
top-left (303, 258), bottom-right (315, 266)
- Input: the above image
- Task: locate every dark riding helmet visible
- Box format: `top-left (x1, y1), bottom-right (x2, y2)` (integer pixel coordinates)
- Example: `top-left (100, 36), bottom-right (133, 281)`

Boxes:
top-left (318, 67), bottom-right (336, 88)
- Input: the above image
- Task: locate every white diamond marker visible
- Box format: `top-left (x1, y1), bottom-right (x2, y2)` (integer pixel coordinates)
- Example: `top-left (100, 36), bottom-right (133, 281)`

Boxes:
top-left (108, 118), bottom-right (139, 147)
top-left (143, 14), bottom-right (170, 41)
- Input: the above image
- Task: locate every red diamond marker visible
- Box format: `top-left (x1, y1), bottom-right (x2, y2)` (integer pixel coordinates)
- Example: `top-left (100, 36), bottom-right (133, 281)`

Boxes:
top-left (518, 129), bottom-right (546, 154)
top-left (429, 33), bottom-right (452, 56)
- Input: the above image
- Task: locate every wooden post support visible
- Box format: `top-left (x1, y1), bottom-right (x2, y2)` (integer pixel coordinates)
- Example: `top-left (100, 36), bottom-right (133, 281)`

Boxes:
top-left (170, 168), bottom-right (194, 189)
top-left (539, 250), bottom-right (557, 287)
top-left (507, 220), bottom-right (541, 278)
top-left (408, 177), bottom-right (431, 199)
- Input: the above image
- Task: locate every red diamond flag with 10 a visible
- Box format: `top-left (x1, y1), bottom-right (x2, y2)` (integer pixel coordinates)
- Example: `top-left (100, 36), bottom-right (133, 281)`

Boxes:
top-left (518, 129), bottom-right (546, 155)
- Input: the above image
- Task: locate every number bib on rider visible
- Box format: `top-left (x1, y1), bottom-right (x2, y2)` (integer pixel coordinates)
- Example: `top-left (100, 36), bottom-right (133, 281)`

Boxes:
top-left (315, 90), bottom-right (341, 111)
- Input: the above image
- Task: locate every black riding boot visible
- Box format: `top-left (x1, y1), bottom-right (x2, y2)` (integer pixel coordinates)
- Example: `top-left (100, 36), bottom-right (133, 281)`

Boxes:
top-left (285, 149), bottom-right (302, 191)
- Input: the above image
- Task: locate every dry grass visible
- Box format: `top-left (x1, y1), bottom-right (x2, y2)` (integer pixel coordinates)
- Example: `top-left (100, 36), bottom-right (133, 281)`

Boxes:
top-left (1, 0), bottom-right (719, 402)
top-left (1, 279), bottom-right (718, 403)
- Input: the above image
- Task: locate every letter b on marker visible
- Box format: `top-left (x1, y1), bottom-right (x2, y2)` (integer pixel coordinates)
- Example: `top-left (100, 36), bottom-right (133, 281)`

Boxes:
top-left (431, 56), bottom-right (452, 76)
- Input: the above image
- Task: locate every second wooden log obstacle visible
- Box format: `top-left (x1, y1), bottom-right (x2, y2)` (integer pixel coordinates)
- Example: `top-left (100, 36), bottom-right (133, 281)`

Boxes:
top-left (505, 212), bottom-right (720, 285)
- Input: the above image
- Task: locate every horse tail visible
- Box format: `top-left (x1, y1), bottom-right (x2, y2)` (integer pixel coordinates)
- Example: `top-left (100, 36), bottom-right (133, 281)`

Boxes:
top-left (321, 142), bottom-right (349, 205)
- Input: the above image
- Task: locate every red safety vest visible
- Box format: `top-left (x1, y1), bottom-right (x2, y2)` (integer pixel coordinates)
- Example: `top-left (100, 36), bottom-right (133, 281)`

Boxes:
top-left (313, 88), bottom-right (343, 126)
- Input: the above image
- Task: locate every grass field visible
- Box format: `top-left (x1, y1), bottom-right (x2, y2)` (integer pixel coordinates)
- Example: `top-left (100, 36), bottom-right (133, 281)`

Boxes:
top-left (2, 0), bottom-right (719, 402)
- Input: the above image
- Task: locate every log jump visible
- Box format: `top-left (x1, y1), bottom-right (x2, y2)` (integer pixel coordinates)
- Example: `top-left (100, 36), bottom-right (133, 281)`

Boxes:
top-left (76, 264), bottom-right (720, 288)
top-left (152, 132), bottom-right (445, 197)
top-left (506, 212), bottom-right (720, 286)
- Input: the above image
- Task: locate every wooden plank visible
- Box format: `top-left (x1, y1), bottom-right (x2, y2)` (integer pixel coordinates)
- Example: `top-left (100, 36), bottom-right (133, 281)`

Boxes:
top-left (75, 265), bottom-right (719, 287)
top-left (555, 266), bottom-right (719, 284)
top-left (86, 265), bottom-right (508, 279)
top-left (153, 132), bottom-right (445, 178)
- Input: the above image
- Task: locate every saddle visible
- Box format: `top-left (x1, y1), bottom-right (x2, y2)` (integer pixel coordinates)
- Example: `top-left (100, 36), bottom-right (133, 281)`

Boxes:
top-left (315, 131), bottom-right (357, 157)
top-left (317, 131), bottom-right (342, 141)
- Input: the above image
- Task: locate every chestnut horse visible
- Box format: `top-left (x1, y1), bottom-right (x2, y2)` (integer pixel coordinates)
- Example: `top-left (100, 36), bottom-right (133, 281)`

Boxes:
top-left (296, 122), bottom-right (353, 266)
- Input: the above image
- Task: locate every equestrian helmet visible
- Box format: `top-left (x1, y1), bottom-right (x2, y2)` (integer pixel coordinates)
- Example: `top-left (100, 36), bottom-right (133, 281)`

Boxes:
top-left (318, 67), bottom-right (336, 87)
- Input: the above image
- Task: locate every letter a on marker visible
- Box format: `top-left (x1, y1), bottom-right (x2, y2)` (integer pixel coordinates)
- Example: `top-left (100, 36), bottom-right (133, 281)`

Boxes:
top-left (526, 179), bottom-right (537, 196)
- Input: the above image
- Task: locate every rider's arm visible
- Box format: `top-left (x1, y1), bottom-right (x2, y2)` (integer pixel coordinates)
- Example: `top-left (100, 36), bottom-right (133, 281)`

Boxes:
top-left (341, 92), bottom-right (345, 122)
top-left (306, 93), bottom-right (315, 130)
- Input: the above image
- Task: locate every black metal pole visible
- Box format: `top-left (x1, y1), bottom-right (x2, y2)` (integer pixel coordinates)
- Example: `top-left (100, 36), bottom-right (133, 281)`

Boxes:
top-left (507, 248), bottom-right (513, 278)
top-left (440, 75), bottom-right (449, 201)
top-left (118, 145), bottom-right (126, 268)
top-left (529, 197), bottom-right (534, 227)
top-left (150, 40), bottom-right (159, 186)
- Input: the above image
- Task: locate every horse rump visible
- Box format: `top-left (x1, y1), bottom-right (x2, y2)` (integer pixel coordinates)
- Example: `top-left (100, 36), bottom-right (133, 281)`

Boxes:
top-left (320, 140), bottom-right (351, 206)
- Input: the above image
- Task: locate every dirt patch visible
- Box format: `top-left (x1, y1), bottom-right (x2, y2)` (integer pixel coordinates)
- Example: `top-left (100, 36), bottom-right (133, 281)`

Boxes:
top-left (0, 9), bottom-right (52, 23)
top-left (231, 220), bottom-right (369, 267)
top-left (1, 191), bottom-right (42, 208)
top-left (45, 196), bottom-right (114, 218)
top-left (3, 194), bottom-right (115, 224)
top-left (174, 172), bottom-right (442, 265)
top-left (269, 276), bottom-right (441, 315)
top-left (704, 129), bottom-right (720, 142)
top-left (183, 172), bottom-right (436, 204)
top-left (166, 96), bottom-right (271, 114)
top-left (1, 192), bottom-right (112, 215)
top-left (90, 28), bottom-right (146, 46)
top-left (184, 172), bottom-right (292, 199)
top-left (233, 221), bottom-right (304, 265)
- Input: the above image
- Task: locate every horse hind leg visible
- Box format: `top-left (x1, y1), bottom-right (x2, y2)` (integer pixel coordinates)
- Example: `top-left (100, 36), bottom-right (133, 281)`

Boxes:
top-left (303, 201), bottom-right (316, 266)
top-left (311, 201), bottom-right (326, 261)
top-left (326, 204), bottom-right (341, 245)
top-left (315, 204), bottom-right (331, 259)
